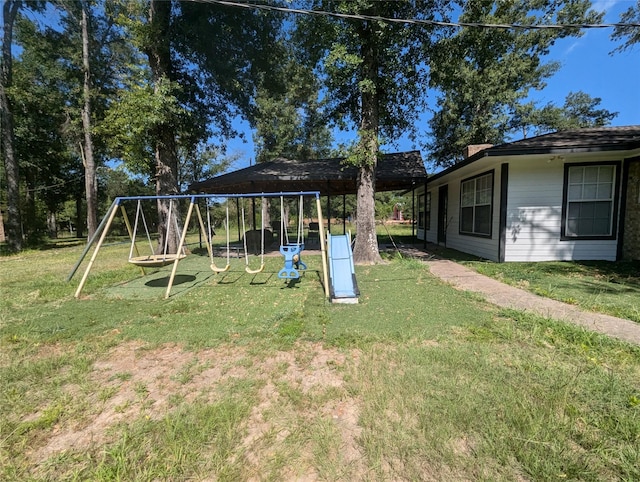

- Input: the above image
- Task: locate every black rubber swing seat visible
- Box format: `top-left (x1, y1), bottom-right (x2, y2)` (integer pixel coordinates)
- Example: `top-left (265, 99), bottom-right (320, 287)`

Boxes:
top-left (128, 254), bottom-right (186, 268)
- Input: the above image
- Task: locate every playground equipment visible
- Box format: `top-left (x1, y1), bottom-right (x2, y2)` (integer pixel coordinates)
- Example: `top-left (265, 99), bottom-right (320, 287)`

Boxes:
top-left (201, 199), bottom-right (230, 273)
top-left (127, 198), bottom-right (186, 268)
top-left (327, 232), bottom-right (359, 303)
top-left (278, 195), bottom-right (307, 279)
top-left (68, 192), bottom-right (331, 299)
top-left (241, 198), bottom-right (266, 274)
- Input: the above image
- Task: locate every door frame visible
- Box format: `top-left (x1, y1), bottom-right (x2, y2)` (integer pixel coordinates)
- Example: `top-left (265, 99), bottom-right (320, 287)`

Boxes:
top-left (437, 185), bottom-right (448, 245)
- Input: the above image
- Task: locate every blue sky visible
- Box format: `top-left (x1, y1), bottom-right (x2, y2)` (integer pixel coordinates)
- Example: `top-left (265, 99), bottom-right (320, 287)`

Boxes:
top-left (540, 0), bottom-right (639, 127)
top-left (226, 0), bottom-right (640, 170)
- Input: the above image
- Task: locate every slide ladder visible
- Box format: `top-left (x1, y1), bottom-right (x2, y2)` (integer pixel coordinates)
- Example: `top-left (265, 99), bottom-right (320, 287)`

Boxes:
top-left (327, 233), bottom-right (359, 304)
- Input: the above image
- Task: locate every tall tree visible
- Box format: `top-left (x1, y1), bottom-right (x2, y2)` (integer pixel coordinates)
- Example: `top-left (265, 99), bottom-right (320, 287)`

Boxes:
top-left (56, 0), bottom-right (103, 239)
top-left (12, 12), bottom-right (79, 242)
top-left (427, 0), bottom-right (602, 167)
top-left (104, 0), bottom-right (282, 253)
top-left (79, 1), bottom-right (98, 238)
top-left (142, 0), bottom-right (182, 253)
top-left (1, 1), bottom-right (23, 252)
top-left (297, 0), bottom-right (448, 264)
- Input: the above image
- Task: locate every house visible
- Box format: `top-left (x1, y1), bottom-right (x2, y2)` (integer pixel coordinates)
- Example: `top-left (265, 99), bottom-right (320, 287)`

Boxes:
top-left (416, 126), bottom-right (640, 262)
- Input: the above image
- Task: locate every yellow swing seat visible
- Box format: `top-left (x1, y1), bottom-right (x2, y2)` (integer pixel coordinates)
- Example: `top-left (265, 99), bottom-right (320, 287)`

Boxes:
top-left (244, 264), bottom-right (265, 274)
top-left (210, 262), bottom-right (231, 273)
top-left (129, 253), bottom-right (186, 268)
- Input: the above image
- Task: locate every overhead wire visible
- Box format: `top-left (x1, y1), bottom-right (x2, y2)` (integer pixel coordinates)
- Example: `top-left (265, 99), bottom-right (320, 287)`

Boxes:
top-left (187, 0), bottom-right (640, 31)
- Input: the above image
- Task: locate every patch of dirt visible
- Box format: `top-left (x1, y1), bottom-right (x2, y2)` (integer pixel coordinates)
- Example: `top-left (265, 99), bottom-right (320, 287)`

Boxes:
top-left (31, 340), bottom-right (366, 479)
top-left (238, 343), bottom-right (366, 480)
top-left (31, 341), bottom-right (248, 462)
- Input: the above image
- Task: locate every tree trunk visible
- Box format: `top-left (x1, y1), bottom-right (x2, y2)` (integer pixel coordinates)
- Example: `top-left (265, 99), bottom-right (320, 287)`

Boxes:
top-left (80, 2), bottom-right (98, 239)
top-left (352, 20), bottom-right (383, 265)
top-left (353, 163), bottom-right (381, 264)
top-left (146, 0), bottom-right (180, 254)
top-left (24, 171), bottom-right (37, 242)
top-left (47, 210), bottom-right (57, 239)
top-left (75, 193), bottom-right (84, 239)
top-left (1, 1), bottom-right (22, 252)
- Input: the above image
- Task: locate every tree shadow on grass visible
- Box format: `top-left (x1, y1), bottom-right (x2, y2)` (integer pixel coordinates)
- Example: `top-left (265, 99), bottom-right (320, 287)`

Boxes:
top-left (145, 274), bottom-right (196, 287)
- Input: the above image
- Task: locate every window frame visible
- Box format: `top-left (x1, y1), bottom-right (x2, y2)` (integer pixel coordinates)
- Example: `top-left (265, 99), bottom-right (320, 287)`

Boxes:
top-left (560, 161), bottom-right (621, 241)
top-left (459, 170), bottom-right (494, 238)
top-left (425, 192), bottom-right (431, 231)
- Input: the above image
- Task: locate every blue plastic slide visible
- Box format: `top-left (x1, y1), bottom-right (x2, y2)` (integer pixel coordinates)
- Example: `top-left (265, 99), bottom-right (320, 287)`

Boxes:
top-left (327, 233), bottom-right (359, 303)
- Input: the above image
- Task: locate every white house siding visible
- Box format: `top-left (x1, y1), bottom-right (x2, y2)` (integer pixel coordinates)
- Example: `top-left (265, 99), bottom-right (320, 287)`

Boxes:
top-left (442, 167), bottom-right (501, 261)
top-left (504, 157), bottom-right (621, 262)
top-left (418, 163), bottom-right (502, 260)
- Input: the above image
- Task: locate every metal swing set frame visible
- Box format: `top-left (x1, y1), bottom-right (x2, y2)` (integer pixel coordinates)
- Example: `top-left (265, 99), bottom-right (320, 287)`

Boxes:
top-left (68, 192), bottom-right (330, 299)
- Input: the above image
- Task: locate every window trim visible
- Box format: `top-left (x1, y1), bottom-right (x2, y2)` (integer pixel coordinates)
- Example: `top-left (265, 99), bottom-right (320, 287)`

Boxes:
top-left (560, 161), bottom-right (621, 241)
top-left (459, 170), bottom-right (494, 238)
top-left (426, 191), bottom-right (431, 231)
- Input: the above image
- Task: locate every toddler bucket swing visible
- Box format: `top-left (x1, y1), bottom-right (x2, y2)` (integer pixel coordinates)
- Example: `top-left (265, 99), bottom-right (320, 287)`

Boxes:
top-left (278, 195), bottom-right (307, 279)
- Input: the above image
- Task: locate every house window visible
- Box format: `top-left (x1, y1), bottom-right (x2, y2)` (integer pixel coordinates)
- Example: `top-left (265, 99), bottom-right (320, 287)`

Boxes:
top-left (426, 192), bottom-right (431, 230)
top-left (562, 163), bottom-right (619, 239)
top-left (418, 194), bottom-right (425, 229)
top-left (460, 171), bottom-right (493, 237)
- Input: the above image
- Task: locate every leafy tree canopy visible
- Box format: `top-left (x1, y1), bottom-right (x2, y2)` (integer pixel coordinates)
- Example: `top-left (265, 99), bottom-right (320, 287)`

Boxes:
top-left (611, 0), bottom-right (640, 52)
top-left (427, 0), bottom-right (603, 167)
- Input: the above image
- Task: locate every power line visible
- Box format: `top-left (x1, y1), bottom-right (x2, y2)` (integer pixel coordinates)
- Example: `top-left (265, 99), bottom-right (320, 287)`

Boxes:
top-left (26, 175), bottom-right (84, 194)
top-left (188, 0), bottom-right (640, 30)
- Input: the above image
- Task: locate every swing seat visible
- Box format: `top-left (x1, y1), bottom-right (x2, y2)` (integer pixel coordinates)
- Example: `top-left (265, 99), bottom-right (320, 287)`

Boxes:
top-left (278, 244), bottom-right (307, 279)
top-left (129, 253), bottom-right (186, 268)
top-left (245, 264), bottom-right (265, 274)
top-left (210, 263), bottom-right (230, 273)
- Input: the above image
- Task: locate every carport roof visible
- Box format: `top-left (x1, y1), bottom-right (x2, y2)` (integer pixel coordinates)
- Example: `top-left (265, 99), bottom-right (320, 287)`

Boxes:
top-left (189, 150), bottom-right (427, 196)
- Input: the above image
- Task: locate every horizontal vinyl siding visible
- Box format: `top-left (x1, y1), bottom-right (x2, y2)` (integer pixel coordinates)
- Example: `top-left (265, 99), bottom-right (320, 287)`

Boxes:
top-left (442, 169), bottom-right (500, 261)
top-left (504, 159), bottom-right (620, 261)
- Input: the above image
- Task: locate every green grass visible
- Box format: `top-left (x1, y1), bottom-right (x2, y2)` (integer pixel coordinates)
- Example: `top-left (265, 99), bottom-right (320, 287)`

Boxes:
top-left (1, 239), bottom-right (639, 480)
top-left (463, 259), bottom-right (640, 323)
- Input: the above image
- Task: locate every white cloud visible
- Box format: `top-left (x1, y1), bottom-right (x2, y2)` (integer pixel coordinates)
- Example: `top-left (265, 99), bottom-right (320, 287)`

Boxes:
top-left (564, 41), bottom-right (582, 56)
top-left (591, 0), bottom-right (626, 15)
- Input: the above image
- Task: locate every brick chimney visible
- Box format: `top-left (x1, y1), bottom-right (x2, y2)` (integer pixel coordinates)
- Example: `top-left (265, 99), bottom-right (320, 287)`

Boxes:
top-left (463, 144), bottom-right (493, 159)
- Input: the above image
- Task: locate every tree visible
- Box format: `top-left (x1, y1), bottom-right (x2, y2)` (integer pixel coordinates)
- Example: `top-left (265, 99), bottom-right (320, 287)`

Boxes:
top-left (80, 1), bottom-right (98, 238)
top-left (611, 1), bottom-right (640, 52)
top-left (104, 0), bottom-right (282, 253)
top-left (1, 1), bottom-right (23, 252)
top-left (297, 0), bottom-right (448, 264)
top-left (50, 1), bottom-right (106, 239)
top-left (178, 144), bottom-right (238, 191)
top-left (253, 51), bottom-right (332, 164)
top-left (512, 91), bottom-right (617, 138)
top-left (12, 12), bottom-right (79, 242)
top-left (427, 0), bottom-right (602, 167)
top-left (540, 91), bottom-right (617, 132)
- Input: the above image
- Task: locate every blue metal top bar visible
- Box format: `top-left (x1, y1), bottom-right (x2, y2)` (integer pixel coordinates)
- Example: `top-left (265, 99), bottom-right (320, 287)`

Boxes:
top-left (114, 191), bottom-right (321, 204)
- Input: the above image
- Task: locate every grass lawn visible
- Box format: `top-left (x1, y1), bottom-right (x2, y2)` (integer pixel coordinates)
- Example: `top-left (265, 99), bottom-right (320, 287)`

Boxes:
top-left (461, 259), bottom-right (640, 323)
top-left (1, 238), bottom-right (639, 481)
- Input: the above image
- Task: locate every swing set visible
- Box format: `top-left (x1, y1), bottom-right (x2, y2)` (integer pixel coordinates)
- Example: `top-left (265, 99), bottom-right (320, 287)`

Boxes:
top-left (68, 192), bottom-right (330, 299)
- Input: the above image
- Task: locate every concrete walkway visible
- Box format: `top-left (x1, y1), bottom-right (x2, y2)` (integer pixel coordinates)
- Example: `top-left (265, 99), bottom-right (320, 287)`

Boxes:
top-left (399, 248), bottom-right (640, 346)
